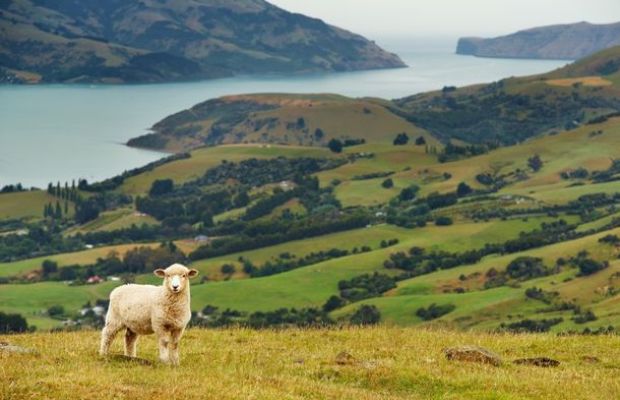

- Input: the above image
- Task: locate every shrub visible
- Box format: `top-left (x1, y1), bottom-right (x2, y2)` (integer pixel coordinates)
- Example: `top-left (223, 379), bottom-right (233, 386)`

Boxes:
top-left (47, 305), bottom-right (65, 317)
top-left (499, 318), bottom-right (563, 333)
top-left (575, 258), bottom-right (608, 276)
top-left (456, 182), bottom-right (472, 197)
top-left (416, 303), bottom-right (456, 321)
top-left (322, 295), bottom-right (345, 312)
top-left (393, 133), bottom-right (409, 145)
top-left (382, 178), bottom-right (394, 189)
top-left (0, 311), bottom-right (30, 333)
top-left (350, 305), bottom-right (381, 325)
top-left (328, 139), bottom-right (343, 153)
top-left (435, 216), bottom-right (453, 226)
top-left (506, 257), bottom-right (548, 280)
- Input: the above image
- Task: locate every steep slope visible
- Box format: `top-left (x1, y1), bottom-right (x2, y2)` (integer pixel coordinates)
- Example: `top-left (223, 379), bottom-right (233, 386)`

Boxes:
top-left (457, 21), bottom-right (620, 60)
top-left (394, 46), bottom-right (620, 145)
top-left (0, 0), bottom-right (405, 84)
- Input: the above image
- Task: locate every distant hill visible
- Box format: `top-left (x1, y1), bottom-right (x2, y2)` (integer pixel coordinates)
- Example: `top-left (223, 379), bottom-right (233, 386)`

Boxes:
top-left (457, 22), bottom-right (620, 60)
top-left (129, 46), bottom-right (620, 150)
top-left (0, 0), bottom-right (405, 84)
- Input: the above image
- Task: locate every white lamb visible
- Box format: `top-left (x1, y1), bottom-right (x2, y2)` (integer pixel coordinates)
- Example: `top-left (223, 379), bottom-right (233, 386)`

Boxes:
top-left (99, 263), bottom-right (199, 365)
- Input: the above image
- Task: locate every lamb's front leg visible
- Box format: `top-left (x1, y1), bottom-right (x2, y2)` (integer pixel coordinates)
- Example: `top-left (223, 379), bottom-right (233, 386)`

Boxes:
top-left (168, 329), bottom-right (184, 366)
top-left (157, 333), bottom-right (170, 364)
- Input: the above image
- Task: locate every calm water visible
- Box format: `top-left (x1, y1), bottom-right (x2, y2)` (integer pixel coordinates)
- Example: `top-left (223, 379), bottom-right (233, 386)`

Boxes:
top-left (0, 39), bottom-right (568, 188)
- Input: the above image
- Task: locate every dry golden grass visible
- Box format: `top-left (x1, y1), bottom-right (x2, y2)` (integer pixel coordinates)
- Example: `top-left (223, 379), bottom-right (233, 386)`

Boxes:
top-left (546, 76), bottom-right (612, 87)
top-left (1, 328), bottom-right (618, 399)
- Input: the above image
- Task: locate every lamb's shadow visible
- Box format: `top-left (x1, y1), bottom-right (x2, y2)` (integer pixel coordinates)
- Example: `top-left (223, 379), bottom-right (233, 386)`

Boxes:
top-left (102, 354), bottom-right (154, 366)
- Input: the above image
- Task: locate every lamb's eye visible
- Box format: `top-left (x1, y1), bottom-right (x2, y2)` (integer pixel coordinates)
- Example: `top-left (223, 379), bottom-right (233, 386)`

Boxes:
top-left (182, 274), bottom-right (187, 278)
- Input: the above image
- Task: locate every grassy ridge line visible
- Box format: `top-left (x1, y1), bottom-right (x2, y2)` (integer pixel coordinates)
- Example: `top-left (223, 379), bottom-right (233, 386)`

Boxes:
top-left (1, 328), bottom-right (619, 399)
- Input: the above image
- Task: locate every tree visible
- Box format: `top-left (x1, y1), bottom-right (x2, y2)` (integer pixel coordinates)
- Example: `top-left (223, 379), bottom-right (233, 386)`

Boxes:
top-left (74, 199), bottom-right (100, 224)
top-left (149, 179), bottom-right (174, 196)
top-left (381, 178), bottom-right (394, 189)
top-left (415, 136), bottom-right (426, 145)
top-left (54, 201), bottom-right (62, 219)
top-left (457, 182), bottom-right (472, 197)
top-left (528, 154), bottom-right (543, 172)
top-left (314, 128), bottom-right (324, 141)
top-left (393, 132), bottom-right (409, 145)
top-left (398, 185), bottom-right (419, 201)
top-left (350, 305), bottom-right (380, 325)
top-left (328, 139), bottom-right (343, 153)
top-left (42, 259), bottom-right (58, 277)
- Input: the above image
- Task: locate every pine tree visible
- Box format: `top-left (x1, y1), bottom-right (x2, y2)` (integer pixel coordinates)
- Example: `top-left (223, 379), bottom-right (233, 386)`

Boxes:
top-left (55, 201), bottom-right (62, 219)
top-left (55, 182), bottom-right (61, 197)
top-left (64, 201), bottom-right (69, 215)
top-left (47, 183), bottom-right (54, 195)
top-left (64, 182), bottom-right (69, 199)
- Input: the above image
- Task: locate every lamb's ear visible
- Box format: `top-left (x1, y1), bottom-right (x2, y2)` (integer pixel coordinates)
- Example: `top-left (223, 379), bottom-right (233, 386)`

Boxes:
top-left (188, 269), bottom-right (199, 279)
top-left (154, 269), bottom-right (166, 278)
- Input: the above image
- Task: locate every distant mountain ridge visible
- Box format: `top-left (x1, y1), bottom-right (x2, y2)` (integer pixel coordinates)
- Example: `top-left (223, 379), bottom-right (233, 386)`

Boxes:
top-left (457, 21), bottom-right (620, 60)
top-left (0, 0), bottom-right (405, 84)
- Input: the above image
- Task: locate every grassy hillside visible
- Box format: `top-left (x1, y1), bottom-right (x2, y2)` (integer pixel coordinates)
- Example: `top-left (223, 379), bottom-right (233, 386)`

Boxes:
top-left (1, 328), bottom-right (619, 399)
top-left (128, 94), bottom-right (435, 152)
top-left (126, 47), bottom-right (620, 152)
top-left (1, 0), bottom-right (404, 84)
top-left (0, 190), bottom-right (67, 220)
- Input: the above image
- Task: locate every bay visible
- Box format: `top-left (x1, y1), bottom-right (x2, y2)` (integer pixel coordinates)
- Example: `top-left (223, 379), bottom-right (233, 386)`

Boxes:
top-left (0, 39), bottom-right (568, 188)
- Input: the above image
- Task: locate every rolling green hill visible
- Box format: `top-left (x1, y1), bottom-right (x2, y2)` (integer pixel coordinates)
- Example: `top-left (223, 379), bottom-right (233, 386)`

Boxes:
top-left (2, 47), bottom-right (620, 337)
top-left (128, 47), bottom-right (620, 151)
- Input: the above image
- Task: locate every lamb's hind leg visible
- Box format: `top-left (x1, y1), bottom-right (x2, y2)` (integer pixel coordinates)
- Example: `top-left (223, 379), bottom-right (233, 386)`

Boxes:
top-left (124, 329), bottom-right (138, 357)
top-left (99, 321), bottom-right (123, 356)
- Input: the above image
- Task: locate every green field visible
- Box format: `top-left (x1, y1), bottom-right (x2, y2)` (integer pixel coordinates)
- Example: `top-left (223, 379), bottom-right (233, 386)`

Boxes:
top-left (0, 243), bottom-right (160, 278)
top-left (0, 191), bottom-right (67, 220)
top-left (119, 144), bottom-right (332, 195)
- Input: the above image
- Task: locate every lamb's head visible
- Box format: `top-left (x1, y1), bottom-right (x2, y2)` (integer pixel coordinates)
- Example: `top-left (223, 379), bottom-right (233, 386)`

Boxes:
top-left (154, 263), bottom-right (199, 294)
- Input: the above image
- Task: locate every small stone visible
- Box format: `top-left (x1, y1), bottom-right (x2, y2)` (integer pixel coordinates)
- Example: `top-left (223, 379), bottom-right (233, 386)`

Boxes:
top-left (581, 355), bottom-right (600, 364)
top-left (513, 357), bottom-right (560, 367)
top-left (444, 345), bottom-right (501, 366)
top-left (0, 343), bottom-right (39, 355)
top-left (335, 351), bottom-right (356, 365)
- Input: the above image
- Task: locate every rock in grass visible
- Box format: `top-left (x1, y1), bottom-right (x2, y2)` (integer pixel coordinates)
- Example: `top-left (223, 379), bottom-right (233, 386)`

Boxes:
top-left (513, 357), bottom-right (560, 367)
top-left (444, 345), bottom-right (501, 366)
top-left (0, 342), bottom-right (39, 355)
top-left (335, 351), bottom-right (356, 365)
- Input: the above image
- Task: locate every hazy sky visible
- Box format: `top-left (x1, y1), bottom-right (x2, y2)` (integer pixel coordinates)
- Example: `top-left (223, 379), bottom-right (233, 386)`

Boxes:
top-left (269, 0), bottom-right (620, 38)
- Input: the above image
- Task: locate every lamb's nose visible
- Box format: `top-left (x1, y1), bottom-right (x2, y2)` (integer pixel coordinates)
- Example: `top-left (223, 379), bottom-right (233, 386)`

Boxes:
top-left (172, 285), bottom-right (179, 290)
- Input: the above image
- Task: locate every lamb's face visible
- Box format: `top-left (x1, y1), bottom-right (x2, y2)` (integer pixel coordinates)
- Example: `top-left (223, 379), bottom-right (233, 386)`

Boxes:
top-left (154, 264), bottom-right (199, 294)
